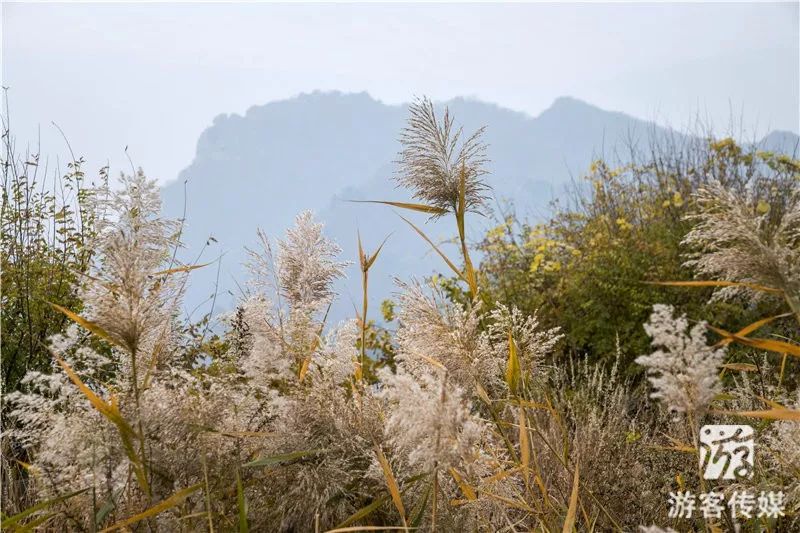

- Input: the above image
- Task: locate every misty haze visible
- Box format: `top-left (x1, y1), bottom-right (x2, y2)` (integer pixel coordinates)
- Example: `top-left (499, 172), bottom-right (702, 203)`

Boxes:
top-left (2, 3), bottom-right (799, 532)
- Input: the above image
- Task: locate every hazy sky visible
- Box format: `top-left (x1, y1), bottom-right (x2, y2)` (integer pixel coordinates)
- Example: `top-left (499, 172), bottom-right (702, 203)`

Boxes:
top-left (2, 2), bottom-right (798, 185)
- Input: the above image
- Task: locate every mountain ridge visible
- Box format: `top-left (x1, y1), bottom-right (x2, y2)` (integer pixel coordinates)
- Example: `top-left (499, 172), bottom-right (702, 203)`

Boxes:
top-left (161, 92), bottom-right (798, 321)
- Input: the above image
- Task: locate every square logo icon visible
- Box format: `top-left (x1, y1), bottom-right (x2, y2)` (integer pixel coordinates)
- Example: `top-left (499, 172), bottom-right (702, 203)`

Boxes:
top-left (699, 425), bottom-right (754, 480)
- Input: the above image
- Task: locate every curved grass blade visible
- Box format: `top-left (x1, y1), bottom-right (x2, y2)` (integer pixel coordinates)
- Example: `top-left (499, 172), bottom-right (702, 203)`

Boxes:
top-left (709, 326), bottom-right (800, 357)
top-left (449, 468), bottom-right (477, 501)
top-left (715, 313), bottom-right (793, 347)
top-left (397, 213), bottom-right (466, 283)
top-left (721, 363), bottom-right (758, 372)
top-left (99, 483), bottom-right (202, 532)
top-left (53, 354), bottom-right (149, 495)
top-left (48, 302), bottom-right (119, 347)
top-left (1, 488), bottom-right (88, 529)
top-left (349, 199), bottom-right (448, 216)
top-left (14, 512), bottom-right (56, 532)
top-left (373, 446), bottom-right (407, 527)
top-left (409, 476), bottom-right (432, 529)
top-left (715, 400), bottom-right (800, 421)
top-left (151, 262), bottom-right (211, 277)
top-left (94, 491), bottom-right (117, 529)
top-left (333, 496), bottom-right (389, 530)
top-left (299, 303), bottom-right (331, 382)
top-left (645, 280), bottom-right (782, 294)
top-left (718, 408), bottom-right (800, 421)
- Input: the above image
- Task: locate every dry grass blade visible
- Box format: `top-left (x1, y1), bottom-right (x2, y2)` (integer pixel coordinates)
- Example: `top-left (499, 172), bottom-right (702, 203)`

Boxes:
top-left (518, 408), bottom-right (530, 480)
top-left (715, 408), bottom-right (800, 421)
top-left (664, 435), bottom-right (697, 453)
top-left (349, 199), bottom-right (448, 216)
top-left (649, 443), bottom-right (698, 454)
top-left (449, 468), bottom-right (477, 501)
top-left (415, 353), bottom-right (447, 371)
top-left (366, 234), bottom-right (391, 270)
top-left (757, 396), bottom-right (787, 409)
top-left (646, 280), bottom-right (783, 294)
top-left (479, 492), bottom-right (534, 513)
top-left (505, 331), bottom-right (521, 392)
top-left (481, 466), bottom-right (521, 486)
top-left (99, 483), bottom-right (202, 532)
top-left (373, 446), bottom-right (407, 527)
top-left (716, 396), bottom-right (800, 420)
top-left (357, 231), bottom-right (366, 270)
top-left (52, 354), bottom-right (149, 495)
top-left (709, 326), bottom-right (800, 357)
top-left (562, 464), bottom-right (580, 533)
top-left (515, 399), bottom-right (555, 413)
top-left (150, 262), bottom-right (211, 276)
top-left (397, 213), bottom-right (467, 284)
top-left (721, 363), bottom-right (758, 372)
top-left (48, 302), bottom-right (118, 347)
top-left (715, 313), bottom-right (793, 347)
top-left (299, 303), bottom-right (331, 382)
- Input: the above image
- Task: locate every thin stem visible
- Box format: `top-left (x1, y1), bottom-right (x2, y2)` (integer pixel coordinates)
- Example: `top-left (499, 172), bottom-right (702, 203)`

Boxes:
top-left (361, 268), bottom-right (368, 383)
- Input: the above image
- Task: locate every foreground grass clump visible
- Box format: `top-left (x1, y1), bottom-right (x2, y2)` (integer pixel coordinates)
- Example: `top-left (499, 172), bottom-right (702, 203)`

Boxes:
top-left (1, 99), bottom-right (798, 531)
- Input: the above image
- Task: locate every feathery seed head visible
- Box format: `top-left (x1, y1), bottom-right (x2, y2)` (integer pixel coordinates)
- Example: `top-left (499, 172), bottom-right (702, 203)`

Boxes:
top-left (396, 97), bottom-right (490, 217)
top-left (635, 304), bottom-right (725, 417)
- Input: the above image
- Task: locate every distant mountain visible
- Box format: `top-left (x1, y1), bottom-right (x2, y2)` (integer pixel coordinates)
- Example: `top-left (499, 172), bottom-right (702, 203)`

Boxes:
top-left (759, 130), bottom-right (800, 154)
top-left (161, 92), bottom-right (798, 322)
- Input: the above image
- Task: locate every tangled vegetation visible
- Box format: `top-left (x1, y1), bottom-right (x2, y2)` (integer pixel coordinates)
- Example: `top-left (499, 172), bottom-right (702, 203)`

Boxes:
top-left (1, 98), bottom-right (798, 531)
